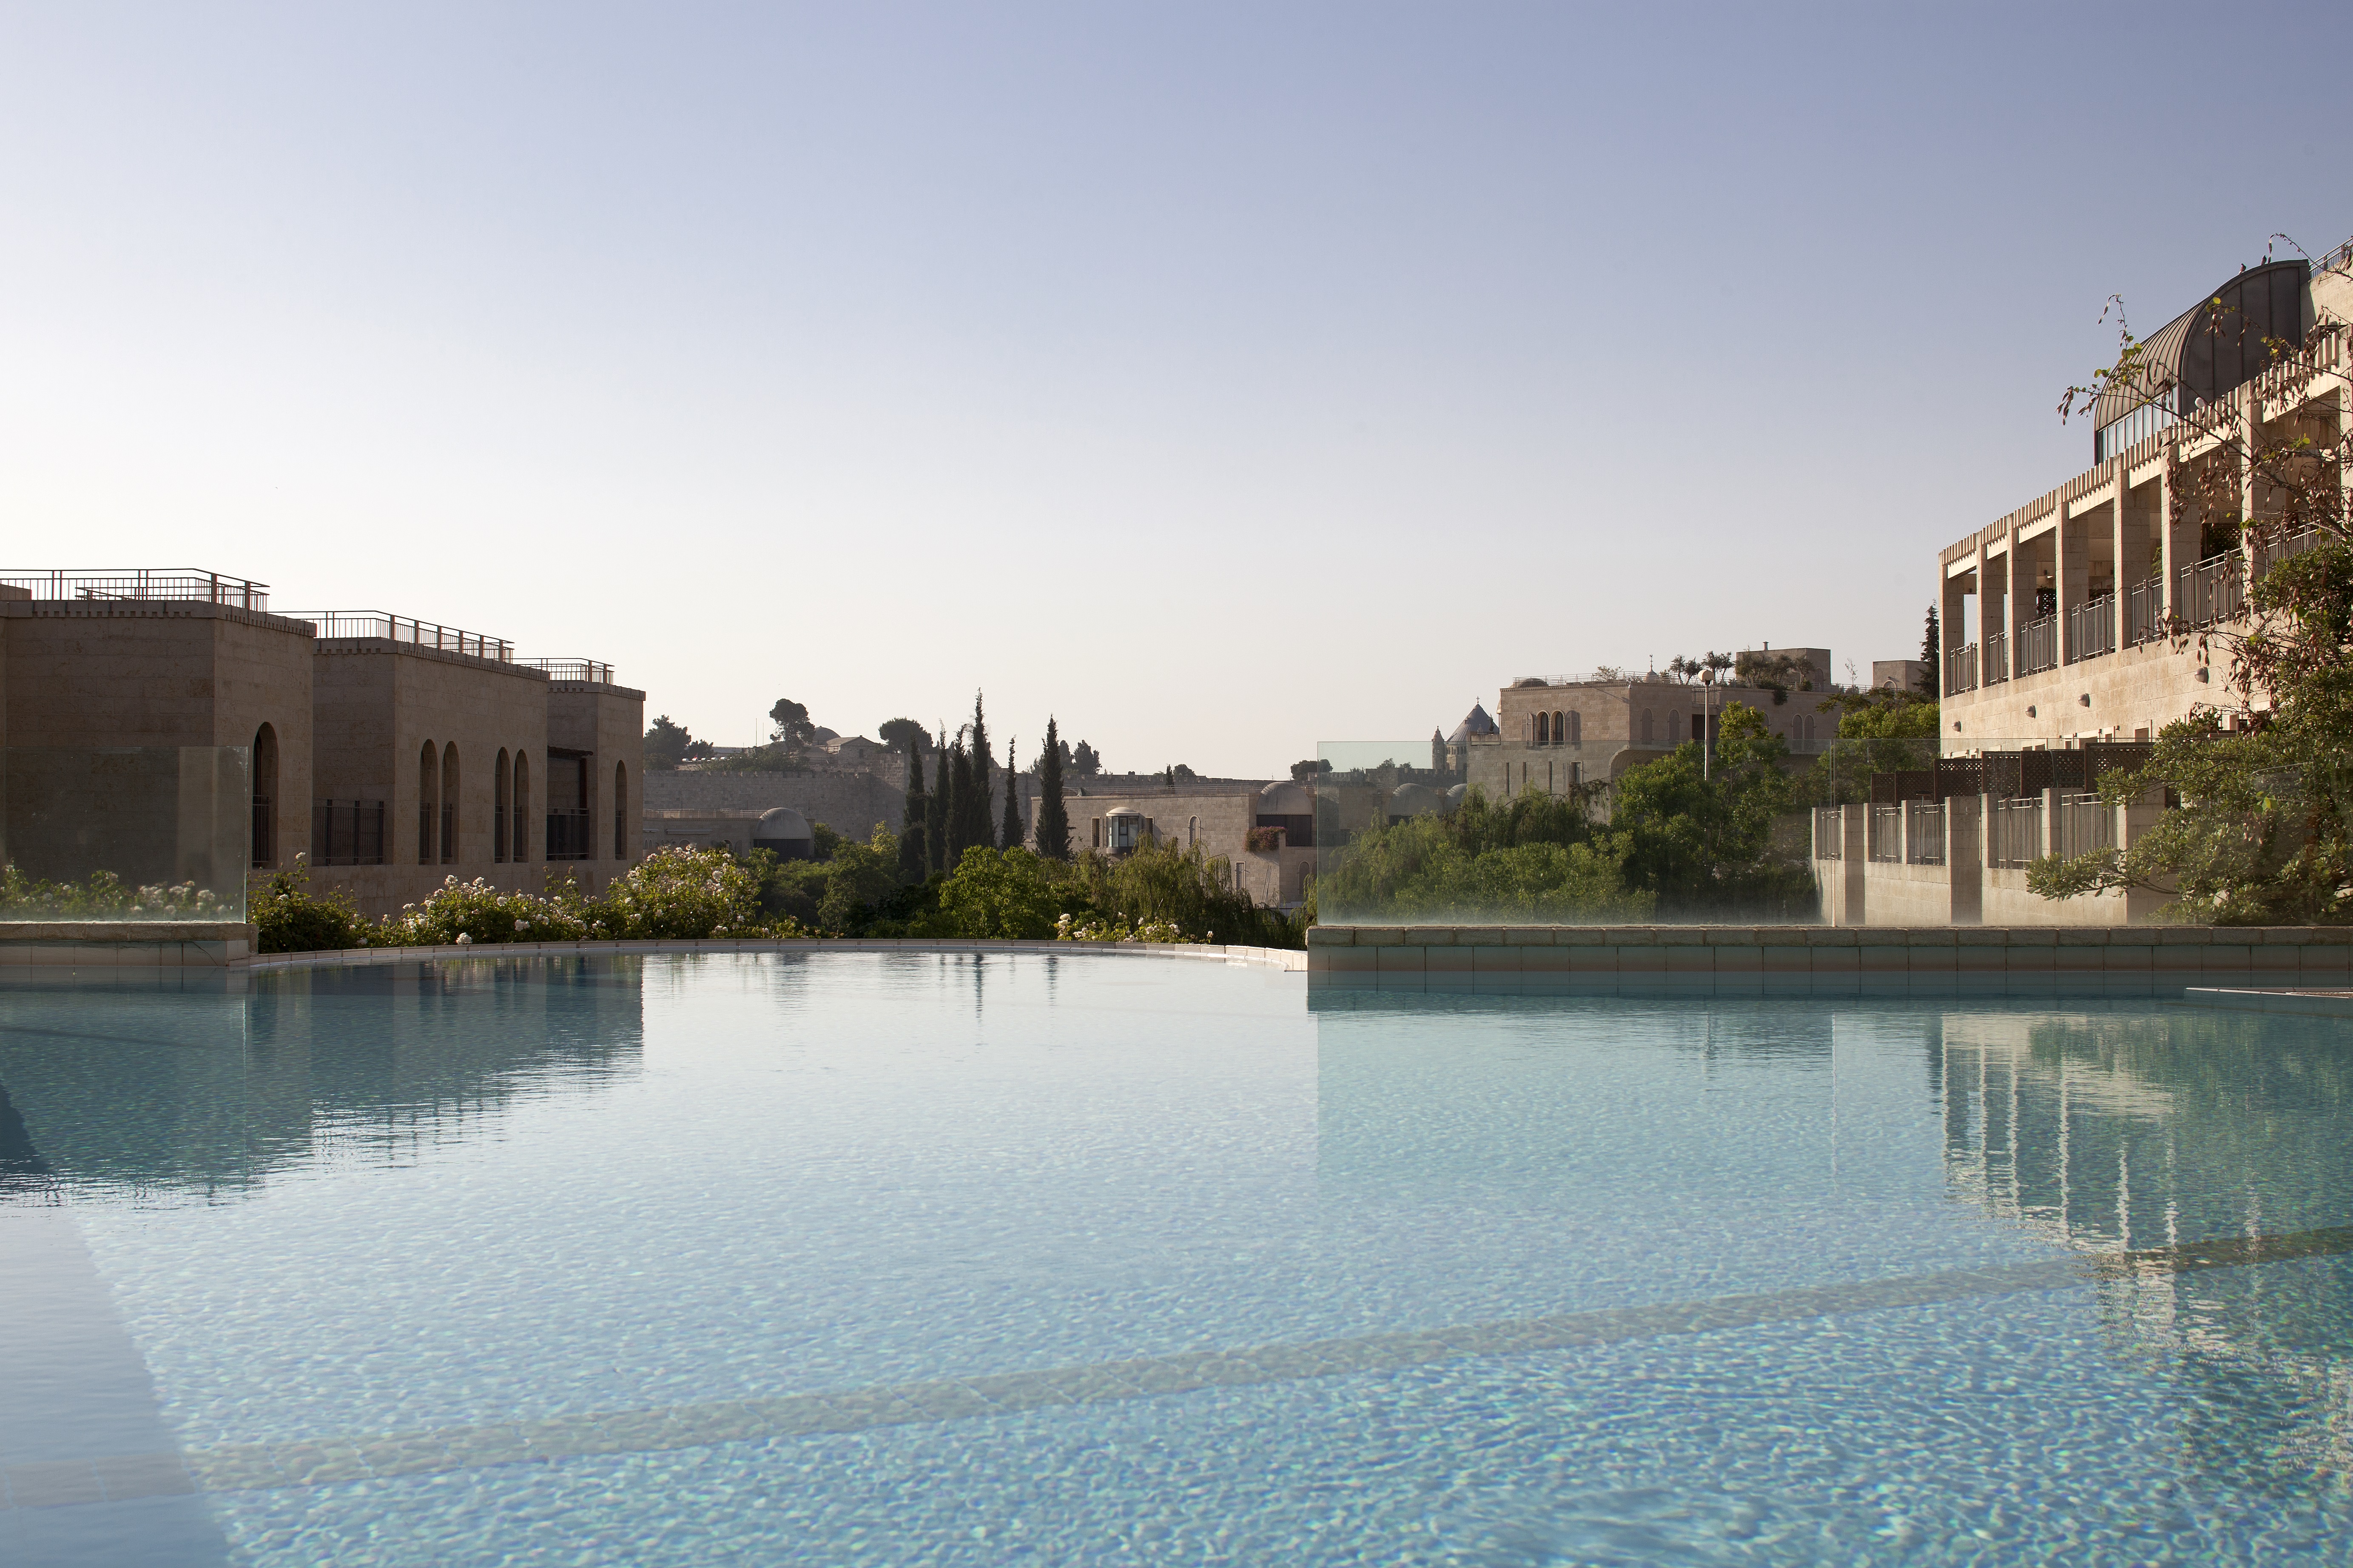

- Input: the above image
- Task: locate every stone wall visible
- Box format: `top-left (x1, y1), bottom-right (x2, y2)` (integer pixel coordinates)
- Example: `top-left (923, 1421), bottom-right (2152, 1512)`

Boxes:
top-left (641, 770), bottom-right (907, 841)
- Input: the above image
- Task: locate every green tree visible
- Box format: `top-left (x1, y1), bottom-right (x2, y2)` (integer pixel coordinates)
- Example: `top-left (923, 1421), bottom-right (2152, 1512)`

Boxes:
top-left (1034, 716), bottom-right (1073, 860)
top-left (1921, 605), bottom-right (1941, 694)
top-left (1312, 784), bottom-right (1649, 925)
top-left (644, 714), bottom-right (694, 771)
top-left (898, 744), bottom-right (930, 881)
top-left (818, 825), bottom-right (902, 932)
top-left (936, 845), bottom-right (1063, 939)
top-left (1071, 739), bottom-right (1101, 776)
top-left (769, 698), bottom-right (816, 749)
top-left (929, 725), bottom-right (952, 874)
top-left (1000, 739), bottom-right (1025, 849)
top-left (1612, 703), bottom-right (1814, 918)
top-left (965, 693), bottom-right (997, 853)
top-left (878, 716), bottom-right (927, 757)
top-left (943, 739), bottom-right (973, 864)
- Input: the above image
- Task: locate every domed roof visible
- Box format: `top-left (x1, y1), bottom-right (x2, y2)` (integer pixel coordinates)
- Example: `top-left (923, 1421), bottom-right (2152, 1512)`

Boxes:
top-left (1388, 783), bottom-right (1445, 816)
top-left (1512, 677), bottom-right (1548, 688)
top-left (1446, 703), bottom-right (1498, 745)
top-left (1444, 783), bottom-right (1467, 808)
top-left (1258, 780), bottom-right (1313, 814)
top-left (1105, 804), bottom-right (1146, 819)
top-left (753, 806), bottom-right (812, 841)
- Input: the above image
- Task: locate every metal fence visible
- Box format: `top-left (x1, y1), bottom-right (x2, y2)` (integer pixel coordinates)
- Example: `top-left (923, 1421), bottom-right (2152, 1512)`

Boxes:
top-left (2176, 551), bottom-right (2245, 628)
top-left (2260, 523), bottom-right (2328, 575)
top-left (2123, 576), bottom-right (2164, 646)
top-left (2067, 594), bottom-right (2116, 662)
top-left (1906, 803), bottom-right (1946, 865)
top-left (1982, 630), bottom-right (2007, 684)
top-left (1868, 805), bottom-right (1903, 864)
top-left (295, 611), bottom-right (515, 663)
top-left (2018, 614), bottom-right (2060, 675)
top-left (518, 658), bottom-right (616, 684)
top-left (0, 569), bottom-right (269, 610)
top-left (1990, 798), bottom-right (2044, 869)
top-left (2052, 792), bottom-right (2115, 859)
top-left (312, 799), bottom-right (386, 866)
top-left (1945, 642), bottom-right (1977, 696)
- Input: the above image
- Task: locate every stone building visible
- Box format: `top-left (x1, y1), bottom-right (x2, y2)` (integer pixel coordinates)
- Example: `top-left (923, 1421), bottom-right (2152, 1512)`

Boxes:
top-left (1937, 246), bottom-right (2353, 742)
top-left (0, 570), bottom-right (644, 916)
top-left (1457, 652), bottom-right (1835, 805)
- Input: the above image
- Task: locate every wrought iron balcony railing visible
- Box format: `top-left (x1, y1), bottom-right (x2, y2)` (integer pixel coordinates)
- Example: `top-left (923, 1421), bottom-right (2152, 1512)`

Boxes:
top-left (0, 568), bottom-right (270, 610)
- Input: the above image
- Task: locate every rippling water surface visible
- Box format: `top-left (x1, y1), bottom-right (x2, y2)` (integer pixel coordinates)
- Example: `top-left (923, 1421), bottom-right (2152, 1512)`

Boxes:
top-left (2, 952), bottom-right (2349, 1565)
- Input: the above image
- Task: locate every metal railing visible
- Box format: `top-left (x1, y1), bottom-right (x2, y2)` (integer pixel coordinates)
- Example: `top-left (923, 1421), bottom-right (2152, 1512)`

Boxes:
top-left (2175, 551), bottom-right (2245, 628)
top-left (2052, 792), bottom-right (2114, 859)
top-left (518, 658), bottom-right (616, 684)
top-left (1982, 630), bottom-right (2007, 684)
top-left (2066, 594), bottom-right (2116, 663)
top-left (1868, 805), bottom-right (1903, 864)
top-left (251, 795), bottom-right (275, 868)
top-left (1906, 803), bottom-right (1946, 865)
top-left (2259, 523), bottom-right (2329, 574)
top-left (0, 568), bottom-right (270, 610)
top-left (546, 808), bottom-right (593, 861)
top-left (1945, 643), bottom-right (1977, 697)
top-left (1813, 807), bottom-right (1842, 861)
top-left (2018, 615), bottom-right (2060, 676)
top-left (1990, 798), bottom-right (2043, 869)
top-left (2124, 576), bottom-right (2164, 646)
top-left (295, 611), bottom-right (515, 663)
top-left (312, 800), bottom-right (386, 866)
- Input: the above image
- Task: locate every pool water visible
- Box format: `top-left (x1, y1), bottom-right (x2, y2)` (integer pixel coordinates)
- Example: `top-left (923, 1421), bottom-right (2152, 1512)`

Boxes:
top-left (3, 952), bottom-right (2350, 1565)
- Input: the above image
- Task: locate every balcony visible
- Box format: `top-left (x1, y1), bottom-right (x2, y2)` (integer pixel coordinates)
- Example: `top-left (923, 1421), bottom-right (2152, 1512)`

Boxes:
top-left (2124, 576), bottom-right (2165, 647)
top-left (2066, 594), bottom-right (2116, 663)
top-left (1982, 630), bottom-right (2008, 684)
top-left (0, 568), bottom-right (269, 611)
top-left (1944, 642), bottom-right (1977, 697)
top-left (2017, 615), bottom-right (2060, 676)
top-left (2174, 552), bottom-right (2245, 628)
top-left (293, 611), bottom-right (515, 663)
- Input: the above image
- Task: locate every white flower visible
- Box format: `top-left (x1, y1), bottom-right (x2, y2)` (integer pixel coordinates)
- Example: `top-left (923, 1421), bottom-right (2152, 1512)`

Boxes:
top-left (456, 932), bottom-right (472, 945)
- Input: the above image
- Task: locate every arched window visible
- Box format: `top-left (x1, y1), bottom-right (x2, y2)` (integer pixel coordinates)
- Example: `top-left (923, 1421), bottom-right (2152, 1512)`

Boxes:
top-left (250, 723), bottom-right (278, 868)
top-left (612, 762), bottom-right (629, 861)
top-left (514, 753), bottom-right (532, 863)
top-left (418, 742), bottom-right (438, 864)
top-left (495, 749), bottom-right (512, 863)
top-left (1563, 711), bottom-right (1578, 745)
top-left (1533, 712), bottom-right (1548, 746)
top-left (441, 744), bottom-right (461, 864)
top-left (1641, 710), bottom-right (1655, 744)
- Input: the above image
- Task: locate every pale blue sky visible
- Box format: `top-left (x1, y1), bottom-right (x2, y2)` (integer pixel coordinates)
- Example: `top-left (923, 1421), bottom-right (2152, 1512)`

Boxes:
top-left (3, 4), bottom-right (2346, 774)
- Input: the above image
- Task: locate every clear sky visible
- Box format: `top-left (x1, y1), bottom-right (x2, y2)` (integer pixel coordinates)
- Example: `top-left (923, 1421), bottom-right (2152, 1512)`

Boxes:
top-left (3, 4), bottom-right (2347, 775)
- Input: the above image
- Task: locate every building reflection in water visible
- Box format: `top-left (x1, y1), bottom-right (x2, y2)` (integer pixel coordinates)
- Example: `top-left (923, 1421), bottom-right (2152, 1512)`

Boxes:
top-left (0, 957), bottom-right (645, 1204)
top-left (1936, 1008), bottom-right (2353, 1494)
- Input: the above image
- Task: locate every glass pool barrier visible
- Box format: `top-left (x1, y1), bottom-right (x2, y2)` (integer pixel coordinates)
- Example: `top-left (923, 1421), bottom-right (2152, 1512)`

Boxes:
top-left (1311, 733), bottom-right (2175, 926)
top-left (0, 747), bottom-right (250, 922)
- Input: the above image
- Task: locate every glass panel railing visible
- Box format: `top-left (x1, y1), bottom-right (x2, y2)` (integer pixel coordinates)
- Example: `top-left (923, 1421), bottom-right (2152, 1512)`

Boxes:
top-left (1, 747), bottom-right (250, 921)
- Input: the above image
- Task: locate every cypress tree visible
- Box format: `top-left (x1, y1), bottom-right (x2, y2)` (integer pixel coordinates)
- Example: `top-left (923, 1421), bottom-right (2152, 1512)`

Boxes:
top-left (999, 739), bottom-right (1024, 849)
top-left (1921, 605), bottom-right (1941, 694)
top-left (898, 744), bottom-right (929, 881)
top-left (945, 741), bottom-right (973, 865)
top-left (965, 692), bottom-right (996, 853)
top-left (1034, 716), bottom-right (1071, 860)
top-left (928, 726), bottom-right (951, 873)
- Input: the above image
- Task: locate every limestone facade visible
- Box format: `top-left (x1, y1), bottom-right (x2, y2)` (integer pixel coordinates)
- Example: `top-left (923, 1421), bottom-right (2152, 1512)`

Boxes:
top-left (0, 571), bottom-right (644, 917)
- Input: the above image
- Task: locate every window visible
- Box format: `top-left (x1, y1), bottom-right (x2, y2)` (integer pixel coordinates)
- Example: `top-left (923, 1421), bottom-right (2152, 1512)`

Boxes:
top-left (1691, 713), bottom-right (1704, 742)
top-left (418, 741), bottom-right (438, 864)
top-left (495, 749), bottom-right (511, 863)
top-left (1565, 711), bottom-right (1580, 744)
top-left (514, 753), bottom-right (532, 862)
top-left (250, 723), bottom-right (278, 868)
top-left (1641, 710), bottom-right (1654, 744)
top-left (1534, 712), bottom-right (1548, 746)
top-left (613, 762), bottom-right (629, 860)
top-left (441, 744), bottom-right (461, 864)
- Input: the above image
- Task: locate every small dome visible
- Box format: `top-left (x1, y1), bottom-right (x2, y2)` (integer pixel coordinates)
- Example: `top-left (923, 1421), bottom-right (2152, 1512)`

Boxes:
top-left (1444, 783), bottom-right (1467, 808)
top-left (1388, 783), bottom-right (1445, 817)
top-left (1105, 804), bottom-right (1145, 819)
top-left (1513, 676), bottom-right (1548, 688)
top-left (754, 806), bottom-right (811, 841)
top-left (1258, 780), bottom-right (1313, 814)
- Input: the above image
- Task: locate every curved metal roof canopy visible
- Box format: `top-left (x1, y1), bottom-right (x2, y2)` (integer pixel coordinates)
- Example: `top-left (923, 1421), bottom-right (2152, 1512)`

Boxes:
top-left (2092, 259), bottom-right (2309, 455)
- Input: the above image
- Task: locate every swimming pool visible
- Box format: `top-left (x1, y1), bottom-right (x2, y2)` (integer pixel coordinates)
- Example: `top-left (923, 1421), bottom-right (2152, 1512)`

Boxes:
top-left (3, 952), bottom-right (2349, 1565)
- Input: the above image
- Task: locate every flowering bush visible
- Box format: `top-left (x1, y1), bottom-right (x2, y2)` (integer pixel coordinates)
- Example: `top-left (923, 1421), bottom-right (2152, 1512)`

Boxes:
top-left (252, 858), bottom-right (370, 953)
top-left (1243, 826), bottom-right (1286, 852)
top-left (587, 846), bottom-right (768, 939)
top-left (375, 874), bottom-right (596, 947)
top-left (1, 864), bottom-right (230, 920)
top-left (1054, 912), bottom-right (1193, 944)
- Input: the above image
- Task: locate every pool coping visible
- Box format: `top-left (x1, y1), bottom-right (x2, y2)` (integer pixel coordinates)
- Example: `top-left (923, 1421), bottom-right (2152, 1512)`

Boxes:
top-left (235, 937), bottom-right (1308, 974)
top-left (2177, 987), bottom-right (2353, 1017)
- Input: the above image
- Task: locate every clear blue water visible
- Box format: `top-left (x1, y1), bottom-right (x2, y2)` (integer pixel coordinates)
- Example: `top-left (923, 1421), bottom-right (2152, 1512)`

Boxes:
top-left (3, 952), bottom-right (2350, 1565)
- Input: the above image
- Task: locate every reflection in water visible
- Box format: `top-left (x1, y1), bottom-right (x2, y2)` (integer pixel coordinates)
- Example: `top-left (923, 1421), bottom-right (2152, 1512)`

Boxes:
top-left (1937, 1010), bottom-right (2353, 1497)
top-left (0, 957), bottom-right (644, 1203)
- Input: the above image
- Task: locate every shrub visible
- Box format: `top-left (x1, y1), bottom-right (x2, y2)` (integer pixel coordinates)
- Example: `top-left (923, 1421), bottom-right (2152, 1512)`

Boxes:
top-left (251, 858), bottom-right (372, 953)
top-left (1, 865), bottom-right (230, 920)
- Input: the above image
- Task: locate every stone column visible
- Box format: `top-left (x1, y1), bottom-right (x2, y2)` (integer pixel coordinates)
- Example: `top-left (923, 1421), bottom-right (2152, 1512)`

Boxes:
top-left (2041, 785), bottom-right (2063, 860)
top-left (1946, 794), bottom-right (1983, 925)
top-left (1840, 803), bottom-right (1868, 927)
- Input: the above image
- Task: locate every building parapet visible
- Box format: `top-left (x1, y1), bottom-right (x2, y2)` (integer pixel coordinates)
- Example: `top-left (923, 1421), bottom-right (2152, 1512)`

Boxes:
top-left (293, 611), bottom-right (515, 663)
top-left (521, 659), bottom-right (615, 684)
